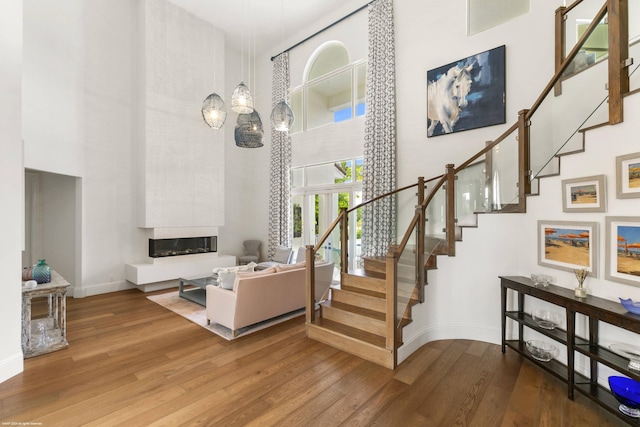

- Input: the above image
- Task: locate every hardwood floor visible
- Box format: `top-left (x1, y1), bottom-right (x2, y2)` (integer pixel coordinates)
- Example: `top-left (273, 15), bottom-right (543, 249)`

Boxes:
top-left (0, 289), bottom-right (628, 426)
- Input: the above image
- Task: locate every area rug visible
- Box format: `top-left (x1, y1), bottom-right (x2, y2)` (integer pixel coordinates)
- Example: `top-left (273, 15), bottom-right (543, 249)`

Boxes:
top-left (147, 291), bottom-right (304, 341)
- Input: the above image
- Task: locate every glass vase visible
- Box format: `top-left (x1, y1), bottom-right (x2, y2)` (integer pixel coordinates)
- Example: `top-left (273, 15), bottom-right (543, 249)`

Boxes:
top-left (32, 259), bottom-right (51, 284)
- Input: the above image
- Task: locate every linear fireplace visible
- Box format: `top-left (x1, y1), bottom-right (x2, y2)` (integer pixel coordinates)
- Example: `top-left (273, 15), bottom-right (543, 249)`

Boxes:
top-left (148, 236), bottom-right (217, 258)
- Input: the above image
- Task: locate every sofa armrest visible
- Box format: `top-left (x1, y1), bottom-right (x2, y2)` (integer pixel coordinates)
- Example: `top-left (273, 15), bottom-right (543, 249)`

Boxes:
top-left (206, 285), bottom-right (237, 327)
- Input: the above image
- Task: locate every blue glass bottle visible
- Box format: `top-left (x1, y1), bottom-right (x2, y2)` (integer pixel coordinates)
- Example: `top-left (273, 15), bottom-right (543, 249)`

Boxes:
top-left (32, 259), bottom-right (51, 284)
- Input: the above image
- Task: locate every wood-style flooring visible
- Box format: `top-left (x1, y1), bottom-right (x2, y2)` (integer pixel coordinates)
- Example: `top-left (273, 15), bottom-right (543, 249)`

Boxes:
top-left (0, 289), bottom-right (628, 426)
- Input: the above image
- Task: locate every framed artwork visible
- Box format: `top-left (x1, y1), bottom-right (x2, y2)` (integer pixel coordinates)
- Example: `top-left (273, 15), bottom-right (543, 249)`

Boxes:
top-left (605, 216), bottom-right (640, 287)
top-left (561, 175), bottom-right (606, 213)
top-left (537, 220), bottom-right (598, 276)
top-left (427, 45), bottom-right (506, 138)
top-left (616, 152), bottom-right (640, 199)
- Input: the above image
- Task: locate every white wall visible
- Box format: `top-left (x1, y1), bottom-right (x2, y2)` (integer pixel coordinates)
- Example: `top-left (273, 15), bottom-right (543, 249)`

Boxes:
top-left (23, 0), bottom-right (84, 177)
top-left (0, 0), bottom-right (25, 383)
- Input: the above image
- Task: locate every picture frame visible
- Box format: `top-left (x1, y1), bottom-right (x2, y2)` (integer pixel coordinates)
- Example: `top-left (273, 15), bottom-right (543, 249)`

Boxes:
top-left (427, 45), bottom-right (506, 138)
top-left (616, 152), bottom-right (640, 199)
top-left (605, 216), bottom-right (640, 287)
top-left (537, 220), bottom-right (598, 276)
top-left (561, 174), bottom-right (606, 213)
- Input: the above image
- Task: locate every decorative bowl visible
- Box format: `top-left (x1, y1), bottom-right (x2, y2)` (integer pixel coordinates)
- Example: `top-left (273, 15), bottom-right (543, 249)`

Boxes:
top-left (610, 343), bottom-right (640, 372)
top-left (23, 280), bottom-right (37, 289)
top-left (531, 274), bottom-right (552, 287)
top-left (608, 376), bottom-right (640, 418)
top-left (620, 298), bottom-right (640, 315)
top-left (525, 340), bottom-right (559, 362)
top-left (531, 309), bottom-right (562, 330)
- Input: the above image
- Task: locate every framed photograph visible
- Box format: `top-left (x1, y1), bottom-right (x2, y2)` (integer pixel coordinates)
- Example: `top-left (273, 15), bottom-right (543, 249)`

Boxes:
top-left (605, 216), bottom-right (640, 287)
top-left (538, 220), bottom-right (598, 276)
top-left (561, 175), bottom-right (606, 213)
top-left (616, 152), bottom-right (640, 199)
top-left (427, 45), bottom-right (506, 138)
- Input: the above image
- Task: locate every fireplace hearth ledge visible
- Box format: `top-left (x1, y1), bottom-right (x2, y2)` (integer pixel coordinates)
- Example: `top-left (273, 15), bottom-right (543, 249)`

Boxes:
top-left (125, 253), bottom-right (236, 289)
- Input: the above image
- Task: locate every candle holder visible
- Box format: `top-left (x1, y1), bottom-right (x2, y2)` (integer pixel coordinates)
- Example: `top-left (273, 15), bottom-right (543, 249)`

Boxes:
top-left (574, 268), bottom-right (588, 298)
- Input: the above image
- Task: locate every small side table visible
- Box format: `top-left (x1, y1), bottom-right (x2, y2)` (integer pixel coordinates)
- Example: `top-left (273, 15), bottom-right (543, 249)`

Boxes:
top-left (22, 270), bottom-right (70, 358)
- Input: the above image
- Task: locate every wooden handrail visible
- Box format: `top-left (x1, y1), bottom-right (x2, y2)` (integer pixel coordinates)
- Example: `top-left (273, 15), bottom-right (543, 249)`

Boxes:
top-left (346, 181), bottom-right (419, 214)
top-left (527, 2), bottom-right (608, 120)
top-left (454, 122), bottom-right (519, 174)
top-left (313, 210), bottom-right (345, 254)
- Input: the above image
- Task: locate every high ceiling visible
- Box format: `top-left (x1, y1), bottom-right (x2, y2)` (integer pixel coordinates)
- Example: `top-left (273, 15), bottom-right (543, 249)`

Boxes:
top-left (166, 0), bottom-right (369, 54)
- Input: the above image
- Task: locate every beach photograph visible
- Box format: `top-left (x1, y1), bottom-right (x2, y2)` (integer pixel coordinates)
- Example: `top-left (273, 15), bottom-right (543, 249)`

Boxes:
top-left (543, 226), bottom-right (591, 268)
top-left (628, 161), bottom-right (640, 188)
top-left (615, 224), bottom-right (640, 277)
top-left (569, 183), bottom-right (598, 204)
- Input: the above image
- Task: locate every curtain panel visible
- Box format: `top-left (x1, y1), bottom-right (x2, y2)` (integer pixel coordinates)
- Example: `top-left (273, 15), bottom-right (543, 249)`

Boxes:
top-left (362, 0), bottom-right (397, 257)
top-left (268, 52), bottom-right (293, 259)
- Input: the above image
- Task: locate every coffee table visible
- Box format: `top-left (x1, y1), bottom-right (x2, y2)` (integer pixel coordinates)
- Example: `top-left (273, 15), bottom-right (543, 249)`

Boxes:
top-left (178, 275), bottom-right (219, 306)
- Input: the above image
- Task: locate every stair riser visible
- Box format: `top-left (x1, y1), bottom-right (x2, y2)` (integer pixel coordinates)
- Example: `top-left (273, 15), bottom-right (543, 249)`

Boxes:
top-left (331, 289), bottom-right (386, 313)
top-left (321, 305), bottom-right (386, 336)
top-left (306, 323), bottom-right (394, 369)
top-left (342, 274), bottom-right (386, 294)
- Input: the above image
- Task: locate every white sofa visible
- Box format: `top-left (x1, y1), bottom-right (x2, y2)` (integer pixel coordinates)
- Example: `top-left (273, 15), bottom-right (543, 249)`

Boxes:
top-left (205, 261), bottom-right (334, 336)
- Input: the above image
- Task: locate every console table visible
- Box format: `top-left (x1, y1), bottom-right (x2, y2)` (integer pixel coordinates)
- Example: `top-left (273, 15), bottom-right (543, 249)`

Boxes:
top-left (500, 275), bottom-right (640, 425)
top-left (22, 270), bottom-right (70, 358)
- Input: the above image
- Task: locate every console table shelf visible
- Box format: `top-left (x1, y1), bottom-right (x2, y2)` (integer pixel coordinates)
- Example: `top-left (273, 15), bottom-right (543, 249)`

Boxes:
top-left (501, 275), bottom-right (640, 425)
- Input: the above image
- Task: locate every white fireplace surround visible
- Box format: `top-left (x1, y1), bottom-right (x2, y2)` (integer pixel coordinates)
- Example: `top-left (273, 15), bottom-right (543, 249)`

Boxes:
top-left (125, 226), bottom-right (236, 291)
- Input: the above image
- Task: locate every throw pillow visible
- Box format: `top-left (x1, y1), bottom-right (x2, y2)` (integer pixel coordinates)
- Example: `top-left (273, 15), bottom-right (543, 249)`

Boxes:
top-left (272, 247), bottom-right (291, 264)
top-left (275, 261), bottom-right (306, 272)
top-left (218, 271), bottom-right (237, 290)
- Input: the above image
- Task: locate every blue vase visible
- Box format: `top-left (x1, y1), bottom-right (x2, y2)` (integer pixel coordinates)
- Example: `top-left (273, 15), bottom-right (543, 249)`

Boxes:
top-left (32, 259), bottom-right (51, 284)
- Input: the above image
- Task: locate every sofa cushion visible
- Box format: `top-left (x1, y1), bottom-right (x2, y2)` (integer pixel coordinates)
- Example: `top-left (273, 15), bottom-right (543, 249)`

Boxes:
top-left (272, 247), bottom-right (292, 264)
top-left (275, 261), bottom-right (306, 272)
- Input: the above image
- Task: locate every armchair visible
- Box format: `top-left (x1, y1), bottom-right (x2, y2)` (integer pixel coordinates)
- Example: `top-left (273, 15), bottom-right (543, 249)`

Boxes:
top-left (238, 240), bottom-right (261, 265)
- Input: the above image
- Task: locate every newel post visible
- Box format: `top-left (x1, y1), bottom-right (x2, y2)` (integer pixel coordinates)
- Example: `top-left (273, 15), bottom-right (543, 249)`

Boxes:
top-left (305, 245), bottom-right (315, 323)
top-left (385, 245), bottom-right (398, 355)
top-left (608, 0), bottom-right (629, 124)
top-left (445, 164), bottom-right (456, 257)
top-left (339, 207), bottom-right (348, 274)
top-left (518, 109), bottom-right (530, 212)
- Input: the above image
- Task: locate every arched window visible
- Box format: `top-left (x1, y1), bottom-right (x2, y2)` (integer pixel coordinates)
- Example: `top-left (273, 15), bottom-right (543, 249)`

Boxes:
top-left (290, 42), bottom-right (366, 133)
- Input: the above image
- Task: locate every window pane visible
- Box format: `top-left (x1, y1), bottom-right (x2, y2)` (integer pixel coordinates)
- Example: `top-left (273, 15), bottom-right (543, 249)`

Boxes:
top-left (334, 160), bottom-right (352, 184)
top-left (306, 70), bottom-right (352, 130)
top-left (290, 89), bottom-right (303, 134)
top-left (355, 158), bottom-right (363, 182)
top-left (306, 163), bottom-right (343, 186)
top-left (291, 167), bottom-right (304, 188)
top-left (308, 44), bottom-right (349, 81)
top-left (356, 62), bottom-right (366, 117)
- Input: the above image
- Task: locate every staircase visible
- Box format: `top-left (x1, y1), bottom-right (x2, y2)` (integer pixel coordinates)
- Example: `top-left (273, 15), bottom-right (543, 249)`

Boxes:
top-left (303, 0), bottom-right (636, 369)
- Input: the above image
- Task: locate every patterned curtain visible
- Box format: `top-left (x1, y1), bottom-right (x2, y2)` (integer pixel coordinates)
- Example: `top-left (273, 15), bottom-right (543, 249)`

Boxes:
top-left (362, 0), bottom-right (396, 257)
top-left (268, 52), bottom-right (293, 259)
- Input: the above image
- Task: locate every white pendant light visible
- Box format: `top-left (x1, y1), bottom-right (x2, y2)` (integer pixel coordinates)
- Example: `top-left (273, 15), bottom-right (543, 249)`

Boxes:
top-left (201, 93), bottom-right (227, 129)
top-left (270, 100), bottom-right (294, 132)
top-left (231, 82), bottom-right (254, 114)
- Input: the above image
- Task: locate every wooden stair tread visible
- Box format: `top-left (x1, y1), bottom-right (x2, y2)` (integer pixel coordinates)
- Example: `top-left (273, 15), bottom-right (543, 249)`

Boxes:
top-left (309, 318), bottom-right (386, 348)
top-left (321, 300), bottom-right (385, 322)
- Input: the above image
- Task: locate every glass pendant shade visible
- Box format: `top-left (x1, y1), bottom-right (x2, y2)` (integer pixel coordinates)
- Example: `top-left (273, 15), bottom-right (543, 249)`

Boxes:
top-left (235, 110), bottom-right (264, 148)
top-left (201, 93), bottom-right (227, 129)
top-left (270, 100), bottom-right (294, 132)
top-left (231, 82), bottom-right (254, 114)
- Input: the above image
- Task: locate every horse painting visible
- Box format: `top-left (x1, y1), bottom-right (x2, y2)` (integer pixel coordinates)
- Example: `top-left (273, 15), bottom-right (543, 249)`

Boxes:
top-left (427, 64), bottom-right (474, 137)
top-left (426, 45), bottom-right (506, 138)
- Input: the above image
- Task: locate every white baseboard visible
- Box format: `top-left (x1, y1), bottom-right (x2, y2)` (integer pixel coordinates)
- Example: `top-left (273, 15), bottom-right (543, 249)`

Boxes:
top-left (397, 322), bottom-right (501, 365)
top-left (73, 279), bottom-right (135, 298)
top-left (0, 351), bottom-right (24, 384)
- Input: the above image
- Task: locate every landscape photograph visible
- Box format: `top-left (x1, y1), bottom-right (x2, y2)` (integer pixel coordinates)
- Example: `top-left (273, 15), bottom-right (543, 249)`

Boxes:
top-left (544, 227), bottom-right (591, 267)
top-left (616, 224), bottom-right (640, 277)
